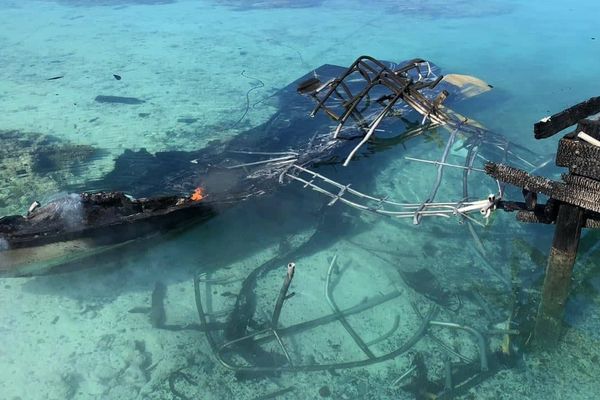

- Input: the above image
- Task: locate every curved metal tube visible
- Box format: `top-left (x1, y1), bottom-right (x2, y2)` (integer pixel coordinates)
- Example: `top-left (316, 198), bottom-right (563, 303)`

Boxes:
top-left (214, 306), bottom-right (438, 373)
top-left (429, 320), bottom-right (488, 371)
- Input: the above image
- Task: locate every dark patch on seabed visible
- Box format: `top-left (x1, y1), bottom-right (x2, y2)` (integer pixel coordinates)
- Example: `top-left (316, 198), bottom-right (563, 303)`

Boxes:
top-left (376, 0), bottom-right (512, 18)
top-left (216, 0), bottom-right (324, 11)
top-left (95, 95), bottom-right (145, 105)
top-left (0, 130), bottom-right (102, 215)
top-left (43, 0), bottom-right (175, 6)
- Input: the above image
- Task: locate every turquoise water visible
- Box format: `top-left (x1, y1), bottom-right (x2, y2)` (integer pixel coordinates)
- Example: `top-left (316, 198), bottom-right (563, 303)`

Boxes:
top-left (1, 0), bottom-right (600, 399)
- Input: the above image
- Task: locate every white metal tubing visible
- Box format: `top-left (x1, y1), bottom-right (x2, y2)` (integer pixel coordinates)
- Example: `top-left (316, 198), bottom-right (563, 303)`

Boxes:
top-left (578, 131), bottom-right (600, 147)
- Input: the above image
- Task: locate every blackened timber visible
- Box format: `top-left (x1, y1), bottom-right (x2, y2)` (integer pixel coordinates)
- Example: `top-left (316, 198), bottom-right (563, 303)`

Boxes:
top-left (485, 162), bottom-right (600, 214)
top-left (534, 204), bottom-right (585, 348)
top-left (534, 96), bottom-right (600, 139)
top-left (577, 118), bottom-right (600, 140)
top-left (556, 137), bottom-right (600, 180)
top-left (484, 163), bottom-right (553, 194)
top-left (516, 209), bottom-right (600, 228)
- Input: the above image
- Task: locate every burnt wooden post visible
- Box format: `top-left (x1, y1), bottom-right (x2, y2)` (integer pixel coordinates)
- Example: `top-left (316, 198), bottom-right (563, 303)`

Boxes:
top-left (534, 204), bottom-right (584, 347)
top-left (485, 96), bottom-right (600, 349)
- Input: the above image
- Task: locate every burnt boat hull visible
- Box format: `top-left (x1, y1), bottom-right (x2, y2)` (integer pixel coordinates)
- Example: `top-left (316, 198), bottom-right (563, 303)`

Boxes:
top-left (0, 63), bottom-right (361, 275)
top-left (0, 57), bottom-right (530, 275)
top-left (0, 192), bottom-right (219, 276)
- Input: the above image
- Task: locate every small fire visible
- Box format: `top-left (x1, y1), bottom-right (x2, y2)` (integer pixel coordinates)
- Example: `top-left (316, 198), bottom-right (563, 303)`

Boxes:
top-left (191, 187), bottom-right (204, 201)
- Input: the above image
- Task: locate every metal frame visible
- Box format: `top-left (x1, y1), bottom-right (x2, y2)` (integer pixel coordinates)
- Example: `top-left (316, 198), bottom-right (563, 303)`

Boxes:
top-left (294, 55), bottom-right (530, 224)
top-left (194, 267), bottom-right (435, 372)
top-left (303, 56), bottom-right (447, 167)
top-left (192, 257), bottom-right (501, 376)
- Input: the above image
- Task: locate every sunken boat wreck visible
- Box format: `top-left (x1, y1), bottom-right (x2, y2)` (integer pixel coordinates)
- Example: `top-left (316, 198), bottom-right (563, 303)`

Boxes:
top-left (0, 56), bottom-right (541, 276)
top-left (4, 55), bottom-right (595, 398)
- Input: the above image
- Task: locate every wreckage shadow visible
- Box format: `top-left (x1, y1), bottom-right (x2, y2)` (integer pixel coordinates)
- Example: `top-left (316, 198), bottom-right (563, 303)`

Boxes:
top-left (19, 183), bottom-right (363, 300)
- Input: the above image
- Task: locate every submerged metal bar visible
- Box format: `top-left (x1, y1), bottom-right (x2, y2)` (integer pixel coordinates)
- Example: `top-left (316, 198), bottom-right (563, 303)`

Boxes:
top-left (429, 321), bottom-right (489, 372)
top-left (411, 303), bottom-right (474, 364)
top-left (227, 155), bottom-right (297, 169)
top-left (342, 99), bottom-right (398, 166)
top-left (310, 56), bottom-right (390, 117)
top-left (272, 329), bottom-right (293, 366)
top-left (196, 262), bottom-right (437, 372)
top-left (286, 165), bottom-right (495, 219)
top-left (272, 263), bottom-right (296, 327)
top-left (194, 274), bottom-right (220, 354)
top-left (216, 305), bottom-right (438, 372)
top-left (325, 255), bottom-right (376, 359)
top-left (414, 122), bottom-right (461, 224)
top-left (405, 156), bottom-right (486, 172)
top-left (391, 364), bottom-right (418, 387)
top-left (365, 315), bottom-right (401, 346)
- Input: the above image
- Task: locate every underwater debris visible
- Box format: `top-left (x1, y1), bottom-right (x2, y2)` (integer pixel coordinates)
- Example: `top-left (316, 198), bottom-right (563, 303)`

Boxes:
top-left (130, 281), bottom-right (227, 332)
top-left (0, 55), bottom-right (545, 275)
top-left (0, 192), bottom-right (216, 276)
top-left (487, 96), bottom-right (600, 348)
top-left (188, 250), bottom-right (516, 399)
top-left (197, 268), bottom-right (433, 372)
top-left (168, 369), bottom-right (196, 400)
top-left (150, 281), bottom-right (167, 328)
top-left (230, 70), bottom-right (265, 129)
top-left (398, 267), bottom-right (457, 309)
top-left (177, 117), bottom-right (198, 125)
top-left (252, 386), bottom-right (295, 400)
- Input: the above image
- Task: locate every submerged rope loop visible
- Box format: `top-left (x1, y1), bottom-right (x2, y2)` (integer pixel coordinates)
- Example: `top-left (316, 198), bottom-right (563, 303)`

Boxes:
top-left (230, 70), bottom-right (265, 129)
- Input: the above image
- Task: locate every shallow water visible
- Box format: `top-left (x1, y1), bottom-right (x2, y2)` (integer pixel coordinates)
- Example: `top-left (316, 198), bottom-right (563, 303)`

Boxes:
top-left (1, 0), bottom-right (599, 399)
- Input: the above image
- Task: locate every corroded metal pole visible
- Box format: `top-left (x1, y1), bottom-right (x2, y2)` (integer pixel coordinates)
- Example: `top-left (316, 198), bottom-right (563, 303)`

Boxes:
top-left (534, 203), bottom-right (585, 348)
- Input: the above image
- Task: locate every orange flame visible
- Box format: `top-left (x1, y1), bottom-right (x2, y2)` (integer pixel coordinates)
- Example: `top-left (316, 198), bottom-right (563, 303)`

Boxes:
top-left (191, 187), bottom-right (204, 201)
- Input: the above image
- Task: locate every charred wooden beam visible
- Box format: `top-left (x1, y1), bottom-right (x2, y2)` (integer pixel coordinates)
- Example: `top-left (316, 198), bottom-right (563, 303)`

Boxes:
top-left (485, 162), bottom-right (600, 214)
top-left (534, 96), bottom-right (600, 139)
top-left (577, 117), bottom-right (600, 139)
top-left (489, 97), bottom-right (600, 350)
top-left (484, 163), bottom-right (553, 194)
top-left (556, 137), bottom-right (600, 180)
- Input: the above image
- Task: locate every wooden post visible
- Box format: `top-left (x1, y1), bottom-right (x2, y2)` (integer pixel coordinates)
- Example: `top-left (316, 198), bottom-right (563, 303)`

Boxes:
top-left (534, 204), bottom-right (585, 348)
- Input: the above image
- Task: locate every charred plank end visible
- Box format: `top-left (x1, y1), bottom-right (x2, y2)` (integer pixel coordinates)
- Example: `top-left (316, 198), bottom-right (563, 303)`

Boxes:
top-left (534, 96), bottom-right (600, 139)
top-left (484, 163), bottom-right (553, 194)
